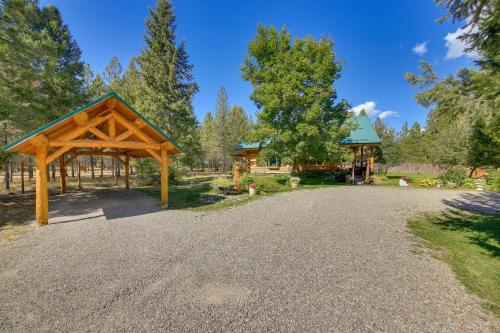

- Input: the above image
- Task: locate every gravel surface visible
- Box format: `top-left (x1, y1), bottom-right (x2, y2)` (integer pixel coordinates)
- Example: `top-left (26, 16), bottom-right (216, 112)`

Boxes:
top-left (0, 186), bottom-right (498, 332)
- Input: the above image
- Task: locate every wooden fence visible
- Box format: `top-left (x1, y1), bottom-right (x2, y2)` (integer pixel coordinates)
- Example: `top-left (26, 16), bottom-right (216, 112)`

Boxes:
top-left (385, 163), bottom-right (447, 174)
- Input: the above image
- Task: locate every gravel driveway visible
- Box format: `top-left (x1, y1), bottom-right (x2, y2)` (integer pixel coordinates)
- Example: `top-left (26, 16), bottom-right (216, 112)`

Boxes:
top-left (0, 187), bottom-right (498, 332)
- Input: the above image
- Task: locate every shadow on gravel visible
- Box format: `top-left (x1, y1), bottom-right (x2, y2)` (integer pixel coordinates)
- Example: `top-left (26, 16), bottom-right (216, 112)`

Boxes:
top-left (442, 192), bottom-right (500, 215)
top-left (48, 189), bottom-right (161, 224)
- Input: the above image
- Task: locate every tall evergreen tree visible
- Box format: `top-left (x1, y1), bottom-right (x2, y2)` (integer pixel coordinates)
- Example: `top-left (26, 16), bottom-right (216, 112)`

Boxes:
top-left (138, 0), bottom-right (198, 147)
top-left (200, 112), bottom-right (218, 169)
top-left (213, 87), bottom-right (232, 169)
top-left (103, 56), bottom-right (122, 93)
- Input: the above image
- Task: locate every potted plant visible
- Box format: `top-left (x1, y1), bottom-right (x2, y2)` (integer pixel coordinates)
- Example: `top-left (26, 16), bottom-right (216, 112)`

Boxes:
top-left (290, 176), bottom-right (300, 188)
top-left (248, 182), bottom-right (257, 195)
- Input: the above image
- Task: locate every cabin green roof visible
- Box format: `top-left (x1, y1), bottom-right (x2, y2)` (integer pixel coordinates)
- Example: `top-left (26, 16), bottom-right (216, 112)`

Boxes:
top-left (235, 116), bottom-right (381, 150)
top-left (339, 115), bottom-right (381, 145)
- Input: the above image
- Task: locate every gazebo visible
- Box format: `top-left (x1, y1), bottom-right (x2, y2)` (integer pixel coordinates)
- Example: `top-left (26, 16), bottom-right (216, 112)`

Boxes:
top-left (339, 115), bottom-right (381, 184)
top-left (2, 92), bottom-right (184, 225)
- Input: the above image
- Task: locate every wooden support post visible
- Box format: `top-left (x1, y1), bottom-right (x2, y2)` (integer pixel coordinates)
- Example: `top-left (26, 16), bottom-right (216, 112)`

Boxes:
top-left (370, 145), bottom-right (375, 174)
top-left (365, 154), bottom-right (370, 183)
top-left (352, 147), bottom-right (356, 184)
top-left (124, 155), bottom-right (130, 189)
top-left (160, 143), bottom-right (169, 208)
top-left (20, 160), bottom-right (25, 194)
top-left (35, 142), bottom-right (48, 225)
top-left (59, 156), bottom-right (66, 194)
top-left (78, 162), bottom-right (82, 189)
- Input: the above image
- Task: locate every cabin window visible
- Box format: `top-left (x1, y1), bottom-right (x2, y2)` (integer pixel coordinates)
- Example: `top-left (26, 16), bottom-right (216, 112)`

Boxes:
top-left (267, 157), bottom-right (280, 168)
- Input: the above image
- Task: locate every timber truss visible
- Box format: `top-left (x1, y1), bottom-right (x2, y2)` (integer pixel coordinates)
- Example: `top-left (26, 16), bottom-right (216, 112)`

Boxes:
top-left (4, 93), bottom-right (183, 224)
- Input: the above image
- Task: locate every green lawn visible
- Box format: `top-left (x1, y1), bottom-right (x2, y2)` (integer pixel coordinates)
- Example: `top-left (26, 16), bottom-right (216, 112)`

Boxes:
top-left (408, 210), bottom-right (500, 317)
top-left (137, 175), bottom-right (342, 211)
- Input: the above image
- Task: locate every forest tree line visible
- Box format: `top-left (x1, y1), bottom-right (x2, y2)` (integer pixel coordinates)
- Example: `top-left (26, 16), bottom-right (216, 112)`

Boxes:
top-left (1, 0), bottom-right (498, 192)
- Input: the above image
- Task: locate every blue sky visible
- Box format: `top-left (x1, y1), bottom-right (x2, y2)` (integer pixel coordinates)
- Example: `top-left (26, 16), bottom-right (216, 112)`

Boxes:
top-left (40, 0), bottom-right (477, 130)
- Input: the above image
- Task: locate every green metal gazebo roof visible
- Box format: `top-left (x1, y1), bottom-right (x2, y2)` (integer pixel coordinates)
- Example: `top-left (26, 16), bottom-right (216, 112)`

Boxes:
top-left (339, 115), bottom-right (381, 145)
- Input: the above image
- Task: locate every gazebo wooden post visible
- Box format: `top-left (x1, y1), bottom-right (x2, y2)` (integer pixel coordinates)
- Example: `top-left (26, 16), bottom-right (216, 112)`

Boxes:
top-left (20, 159), bottom-right (25, 194)
top-left (351, 147), bottom-right (356, 184)
top-left (34, 135), bottom-right (49, 225)
top-left (124, 155), bottom-right (130, 189)
top-left (365, 146), bottom-right (370, 183)
top-left (160, 143), bottom-right (169, 208)
top-left (370, 145), bottom-right (375, 174)
top-left (59, 156), bottom-right (66, 194)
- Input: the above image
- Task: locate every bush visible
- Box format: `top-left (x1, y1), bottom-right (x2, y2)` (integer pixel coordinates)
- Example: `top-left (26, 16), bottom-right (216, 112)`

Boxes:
top-left (439, 167), bottom-right (467, 186)
top-left (238, 174), bottom-right (256, 190)
top-left (255, 176), bottom-right (281, 193)
top-left (238, 174), bottom-right (283, 193)
top-left (273, 174), bottom-right (290, 185)
top-left (334, 170), bottom-right (350, 183)
top-left (372, 174), bottom-right (388, 185)
top-left (485, 169), bottom-right (500, 192)
top-left (414, 178), bottom-right (438, 187)
top-left (212, 177), bottom-right (233, 188)
top-left (133, 158), bottom-right (186, 185)
top-left (133, 158), bottom-right (160, 185)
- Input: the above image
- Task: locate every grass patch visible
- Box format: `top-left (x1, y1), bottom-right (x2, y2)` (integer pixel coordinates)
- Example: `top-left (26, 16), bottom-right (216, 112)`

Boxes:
top-left (137, 175), bottom-right (342, 212)
top-left (408, 210), bottom-right (500, 317)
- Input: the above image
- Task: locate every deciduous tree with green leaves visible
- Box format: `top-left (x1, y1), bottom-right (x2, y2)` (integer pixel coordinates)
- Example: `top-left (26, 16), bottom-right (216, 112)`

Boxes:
top-left (241, 25), bottom-right (349, 172)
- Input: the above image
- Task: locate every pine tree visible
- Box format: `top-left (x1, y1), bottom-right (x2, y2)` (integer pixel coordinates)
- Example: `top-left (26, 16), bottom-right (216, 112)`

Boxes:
top-left (138, 0), bottom-right (199, 147)
top-left (200, 112), bottom-right (218, 169)
top-left (103, 56), bottom-right (122, 93)
top-left (88, 74), bottom-right (106, 100)
top-left (38, 4), bottom-right (85, 119)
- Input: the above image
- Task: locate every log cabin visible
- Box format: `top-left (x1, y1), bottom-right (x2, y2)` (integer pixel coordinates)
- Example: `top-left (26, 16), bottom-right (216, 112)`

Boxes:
top-left (235, 115), bottom-right (381, 181)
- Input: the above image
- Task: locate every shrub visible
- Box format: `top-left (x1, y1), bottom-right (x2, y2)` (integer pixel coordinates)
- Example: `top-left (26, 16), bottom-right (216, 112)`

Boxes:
top-left (212, 177), bottom-right (233, 188)
top-left (273, 174), bottom-right (290, 185)
top-left (414, 178), bottom-right (438, 187)
top-left (238, 174), bottom-right (283, 193)
top-left (485, 169), bottom-right (500, 192)
top-left (439, 167), bottom-right (467, 186)
top-left (254, 176), bottom-right (281, 193)
top-left (133, 158), bottom-right (160, 185)
top-left (372, 174), bottom-right (388, 185)
top-left (238, 174), bottom-right (256, 190)
top-left (462, 178), bottom-right (476, 189)
top-left (334, 170), bottom-right (350, 183)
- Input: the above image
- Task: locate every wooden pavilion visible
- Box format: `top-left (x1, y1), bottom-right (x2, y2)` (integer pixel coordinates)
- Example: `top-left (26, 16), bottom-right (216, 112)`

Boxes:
top-left (2, 92), bottom-right (184, 225)
top-left (338, 115), bottom-right (381, 184)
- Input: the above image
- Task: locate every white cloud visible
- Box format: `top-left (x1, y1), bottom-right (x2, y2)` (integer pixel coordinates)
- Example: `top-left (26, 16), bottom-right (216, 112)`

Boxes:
top-left (350, 101), bottom-right (378, 117)
top-left (444, 26), bottom-right (479, 59)
top-left (412, 42), bottom-right (428, 56)
top-left (378, 111), bottom-right (399, 119)
top-left (350, 101), bottom-right (399, 119)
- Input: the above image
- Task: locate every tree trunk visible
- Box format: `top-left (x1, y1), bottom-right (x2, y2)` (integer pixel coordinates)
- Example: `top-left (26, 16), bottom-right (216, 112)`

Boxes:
top-left (51, 162), bottom-right (56, 181)
top-left (100, 156), bottom-right (104, 178)
top-left (469, 167), bottom-right (476, 178)
top-left (71, 161), bottom-right (75, 177)
top-left (90, 156), bottom-right (95, 179)
top-left (4, 164), bottom-right (10, 191)
top-left (28, 158), bottom-right (33, 181)
top-left (9, 161), bottom-right (13, 182)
